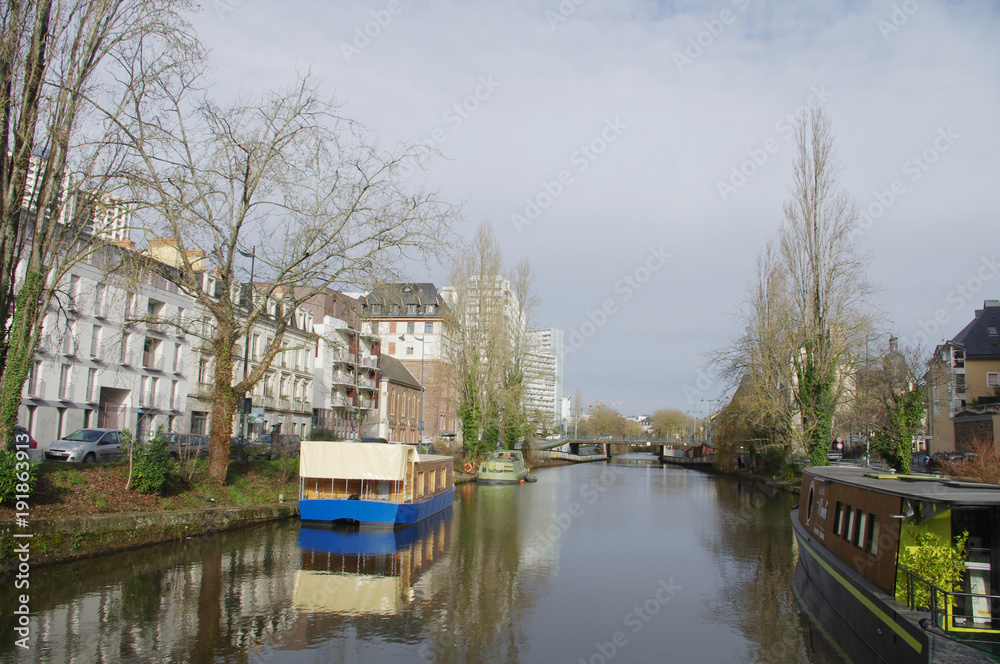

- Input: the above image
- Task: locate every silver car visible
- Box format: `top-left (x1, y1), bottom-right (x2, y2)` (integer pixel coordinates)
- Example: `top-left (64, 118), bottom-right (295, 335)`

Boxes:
top-left (44, 428), bottom-right (123, 463)
top-left (162, 433), bottom-right (210, 461)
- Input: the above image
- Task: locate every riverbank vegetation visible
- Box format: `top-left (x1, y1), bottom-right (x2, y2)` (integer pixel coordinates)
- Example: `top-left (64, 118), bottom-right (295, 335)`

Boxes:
top-left (0, 459), bottom-right (299, 522)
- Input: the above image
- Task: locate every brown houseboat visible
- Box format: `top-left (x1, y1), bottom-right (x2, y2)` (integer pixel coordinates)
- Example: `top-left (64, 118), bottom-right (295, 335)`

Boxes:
top-left (793, 465), bottom-right (1000, 662)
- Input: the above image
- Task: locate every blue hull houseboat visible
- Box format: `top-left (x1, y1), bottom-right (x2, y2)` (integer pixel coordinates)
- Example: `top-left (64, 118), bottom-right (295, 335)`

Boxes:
top-left (793, 465), bottom-right (1000, 663)
top-left (299, 441), bottom-right (454, 528)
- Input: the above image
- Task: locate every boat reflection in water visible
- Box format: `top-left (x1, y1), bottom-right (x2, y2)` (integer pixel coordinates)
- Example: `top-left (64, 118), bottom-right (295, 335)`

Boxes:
top-left (294, 507), bottom-right (452, 617)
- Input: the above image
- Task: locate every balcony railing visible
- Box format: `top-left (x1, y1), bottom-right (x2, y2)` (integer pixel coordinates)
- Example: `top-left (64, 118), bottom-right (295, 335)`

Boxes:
top-left (898, 565), bottom-right (1000, 636)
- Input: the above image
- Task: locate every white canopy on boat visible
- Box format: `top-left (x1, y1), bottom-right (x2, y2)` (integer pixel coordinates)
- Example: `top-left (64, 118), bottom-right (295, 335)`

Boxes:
top-left (299, 441), bottom-right (419, 480)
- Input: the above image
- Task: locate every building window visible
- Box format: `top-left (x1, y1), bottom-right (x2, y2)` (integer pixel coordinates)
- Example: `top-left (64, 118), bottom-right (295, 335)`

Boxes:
top-left (57, 407), bottom-right (67, 438)
top-left (407, 304), bottom-right (417, 315)
top-left (90, 325), bottom-right (102, 358)
top-left (58, 365), bottom-right (71, 399)
top-left (198, 357), bottom-right (209, 384)
top-left (94, 283), bottom-right (106, 317)
top-left (171, 380), bottom-right (179, 409)
top-left (68, 274), bottom-right (80, 310)
top-left (371, 304), bottom-right (381, 315)
top-left (424, 322), bottom-right (433, 334)
top-left (955, 374), bottom-right (967, 393)
top-left (27, 361), bottom-right (42, 396)
top-left (87, 368), bottom-right (97, 402)
top-left (426, 304), bottom-right (436, 314)
top-left (174, 343), bottom-right (182, 373)
top-left (988, 373), bottom-right (1000, 388)
top-left (62, 319), bottom-right (76, 355)
top-left (407, 322), bottom-right (415, 334)
top-left (406, 346), bottom-right (414, 356)
top-left (120, 331), bottom-right (131, 364)
top-left (191, 412), bottom-right (207, 435)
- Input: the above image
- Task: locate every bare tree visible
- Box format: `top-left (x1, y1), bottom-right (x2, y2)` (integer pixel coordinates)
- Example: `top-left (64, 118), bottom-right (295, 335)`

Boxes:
top-left (715, 109), bottom-right (878, 467)
top-left (445, 221), bottom-right (537, 457)
top-left (0, 0), bottom-right (199, 448)
top-left (781, 108), bottom-right (878, 464)
top-left (122, 73), bottom-right (459, 483)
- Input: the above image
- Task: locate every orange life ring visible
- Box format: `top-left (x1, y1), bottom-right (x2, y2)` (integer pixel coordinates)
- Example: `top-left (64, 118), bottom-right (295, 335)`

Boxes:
top-left (464, 462), bottom-right (474, 473)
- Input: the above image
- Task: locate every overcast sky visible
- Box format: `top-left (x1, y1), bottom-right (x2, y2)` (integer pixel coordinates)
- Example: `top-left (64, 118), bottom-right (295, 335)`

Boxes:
top-left (193, 0), bottom-right (1000, 417)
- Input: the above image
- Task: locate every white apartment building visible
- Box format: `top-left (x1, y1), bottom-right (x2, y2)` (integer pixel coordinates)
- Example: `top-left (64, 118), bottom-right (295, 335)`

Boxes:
top-left (306, 289), bottom-right (380, 441)
top-left (21, 243), bottom-right (194, 449)
top-left (525, 328), bottom-right (564, 429)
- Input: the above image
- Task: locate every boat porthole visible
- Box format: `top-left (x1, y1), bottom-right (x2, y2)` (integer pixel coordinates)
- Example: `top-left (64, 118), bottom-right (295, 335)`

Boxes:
top-left (806, 483), bottom-right (815, 522)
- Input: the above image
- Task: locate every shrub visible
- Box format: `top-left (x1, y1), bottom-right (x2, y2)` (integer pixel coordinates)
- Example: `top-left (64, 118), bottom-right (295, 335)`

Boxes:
top-left (0, 448), bottom-right (37, 505)
top-left (896, 530), bottom-right (968, 612)
top-left (132, 433), bottom-right (177, 494)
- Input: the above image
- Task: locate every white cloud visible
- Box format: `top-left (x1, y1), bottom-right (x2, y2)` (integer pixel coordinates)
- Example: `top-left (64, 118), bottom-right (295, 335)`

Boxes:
top-left (192, 0), bottom-right (1000, 413)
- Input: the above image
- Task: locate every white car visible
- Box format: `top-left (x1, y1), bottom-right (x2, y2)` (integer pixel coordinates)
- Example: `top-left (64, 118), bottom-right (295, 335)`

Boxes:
top-left (44, 428), bottom-right (123, 463)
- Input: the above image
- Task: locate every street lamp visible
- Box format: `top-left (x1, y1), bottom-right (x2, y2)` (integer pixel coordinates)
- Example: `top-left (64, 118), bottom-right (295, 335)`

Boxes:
top-left (701, 398), bottom-right (717, 444)
top-left (238, 247), bottom-right (256, 440)
top-left (399, 334), bottom-right (425, 447)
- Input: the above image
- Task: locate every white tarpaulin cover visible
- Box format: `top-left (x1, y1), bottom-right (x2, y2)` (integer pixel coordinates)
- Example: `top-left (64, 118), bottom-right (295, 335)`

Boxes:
top-left (299, 441), bottom-right (419, 480)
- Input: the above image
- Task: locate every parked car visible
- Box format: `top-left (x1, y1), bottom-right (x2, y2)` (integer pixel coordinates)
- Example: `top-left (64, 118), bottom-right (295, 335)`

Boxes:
top-left (162, 433), bottom-right (210, 461)
top-left (229, 435), bottom-right (252, 461)
top-left (8, 426), bottom-right (37, 453)
top-left (827, 449), bottom-right (843, 462)
top-left (44, 428), bottom-right (123, 463)
top-left (926, 451), bottom-right (975, 474)
top-left (597, 434), bottom-right (613, 440)
top-left (253, 433), bottom-right (302, 460)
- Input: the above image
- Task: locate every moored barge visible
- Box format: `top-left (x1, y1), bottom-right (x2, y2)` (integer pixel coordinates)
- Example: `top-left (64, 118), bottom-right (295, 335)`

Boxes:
top-left (793, 464), bottom-right (1000, 662)
top-left (298, 441), bottom-right (454, 528)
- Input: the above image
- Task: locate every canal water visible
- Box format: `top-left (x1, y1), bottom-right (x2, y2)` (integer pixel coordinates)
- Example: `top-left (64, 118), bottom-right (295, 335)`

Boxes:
top-left (1, 461), bottom-right (846, 663)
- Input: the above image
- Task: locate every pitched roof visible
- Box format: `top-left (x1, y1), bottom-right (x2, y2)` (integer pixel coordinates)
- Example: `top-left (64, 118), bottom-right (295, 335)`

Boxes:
top-left (360, 283), bottom-right (447, 318)
top-left (951, 300), bottom-right (1000, 359)
top-left (379, 355), bottom-right (421, 390)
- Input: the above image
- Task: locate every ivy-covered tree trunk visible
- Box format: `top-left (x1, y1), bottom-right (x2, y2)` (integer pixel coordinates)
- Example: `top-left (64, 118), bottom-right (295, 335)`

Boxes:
top-left (207, 323), bottom-right (239, 484)
top-left (873, 386), bottom-right (925, 474)
top-left (0, 270), bottom-right (44, 446)
top-left (798, 347), bottom-right (837, 467)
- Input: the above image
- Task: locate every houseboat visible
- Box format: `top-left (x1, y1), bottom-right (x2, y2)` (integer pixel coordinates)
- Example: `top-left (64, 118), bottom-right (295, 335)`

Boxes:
top-left (793, 464), bottom-right (1000, 663)
top-left (475, 449), bottom-right (536, 484)
top-left (298, 440), bottom-right (454, 527)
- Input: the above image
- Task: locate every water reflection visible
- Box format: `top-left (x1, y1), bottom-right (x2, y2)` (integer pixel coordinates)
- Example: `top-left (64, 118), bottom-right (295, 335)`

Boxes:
top-left (704, 479), bottom-right (844, 664)
top-left (0, 468), bottom-right (846, 663)
top-left (0, 522), bottom-right (300, 663)
top-left (295, 509), bottom-right (452, 617)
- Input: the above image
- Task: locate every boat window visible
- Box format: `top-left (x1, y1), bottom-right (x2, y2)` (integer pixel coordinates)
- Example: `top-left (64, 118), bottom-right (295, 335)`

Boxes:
top-left (378, 480), bottom-right (391, 500)
top-left (867, 515), bottom-right (880, 556)
top-left (834, 503), bottom-right (845, 536)
top-left (845, 509), bottom-right (856, 543)
top-left (806, 485), bottom-right (815, 522)
top-left (854, 511), bottom-right (867, 549)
